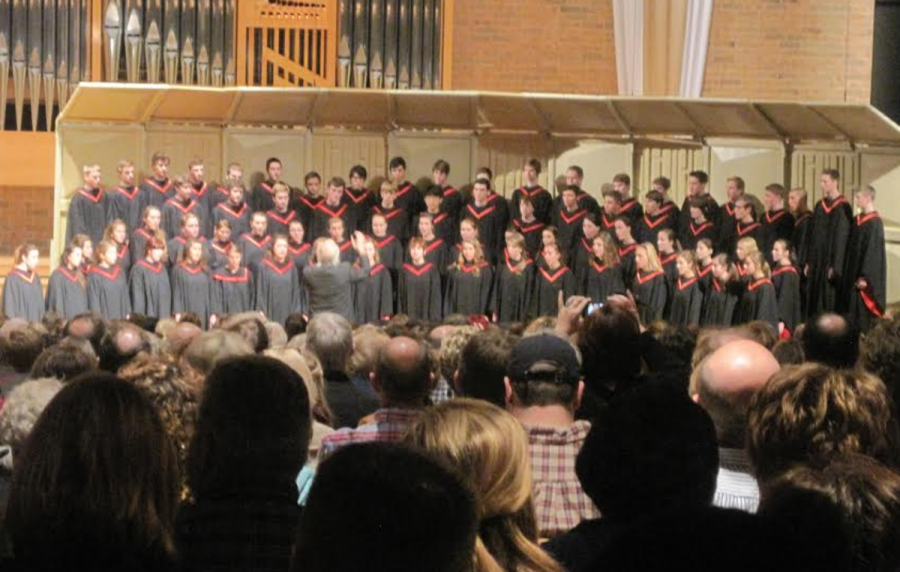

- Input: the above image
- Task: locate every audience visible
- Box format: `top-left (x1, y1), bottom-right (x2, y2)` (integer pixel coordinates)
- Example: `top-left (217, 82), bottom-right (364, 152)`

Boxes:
top-left (860, 316), bottom-right (900, 418)
top-left (97, 321), bottom-right (151, 373)
top-left (29, 336), bottom-right (97, 380)
top-left (456, 330), bottom-right (517, 406)
top-left (802, 312), bottom-right (860, 368)
top-left (0, 323), bottom-right (44, 395)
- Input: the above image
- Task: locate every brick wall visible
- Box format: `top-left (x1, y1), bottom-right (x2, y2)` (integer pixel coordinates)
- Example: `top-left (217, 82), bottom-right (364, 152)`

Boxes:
top-left (0, 186), bottom-right (55, 255)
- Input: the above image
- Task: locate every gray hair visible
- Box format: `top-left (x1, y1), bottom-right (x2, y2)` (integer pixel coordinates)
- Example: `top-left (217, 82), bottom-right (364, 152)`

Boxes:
top-left (316, 239), bottom-right (340, 266)
top-left (306, 312), bottom-right (353, 372)
top-left (182, 330), bottom-right (254, 375)
top-left (0, 377), bottom-right (64, 451)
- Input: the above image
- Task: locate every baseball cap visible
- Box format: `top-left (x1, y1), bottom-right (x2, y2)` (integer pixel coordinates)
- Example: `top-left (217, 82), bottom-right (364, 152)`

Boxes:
top-left (507, 334), bottom-right (580, 385)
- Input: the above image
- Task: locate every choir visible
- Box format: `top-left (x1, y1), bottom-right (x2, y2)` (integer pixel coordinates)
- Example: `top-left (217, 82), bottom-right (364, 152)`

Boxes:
top-left (2, 158), bottom-right (889, 333)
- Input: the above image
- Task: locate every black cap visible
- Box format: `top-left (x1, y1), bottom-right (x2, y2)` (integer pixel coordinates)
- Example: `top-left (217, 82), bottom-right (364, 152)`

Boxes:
top-left (508, 334), bottom-right (580, 385)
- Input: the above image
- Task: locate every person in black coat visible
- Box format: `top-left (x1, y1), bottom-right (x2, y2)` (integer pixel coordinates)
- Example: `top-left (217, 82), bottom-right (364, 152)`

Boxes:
top-left (683, 196), bottom-right (718, 252)
top-left (167, 213), bottom-right (210, 269)
top-left (632, 243), bottom-right (668, 325)
top-left (255, 235), bottom-right (305, 326)
top-left (414, 213), bottom-right (450, 278)
top-left (139, 151), bottom-right (174, 210)
top-left (66, 164), bottom-right (108, 245)
top-left (771, 239), bottom-right (802, 336)
top-left (843, 185), bottom-right (887, 330)
top-left (445, 239), bottom-right (493, 318)
top-left (733, 251), bottom-right (778, 330)
top-left (161, 176), bottom-right (205, 243)
top-left (212, 181), bottom-right (252, 238)
top-left (509, 158), bottom-right (552, 224)
top-left (695, 238), bottom-right (715, 293)
top-left (3, 243), bottom-right (45, 322)
top-left (399, 238), bottom-right (443, 322)
top-left (553, 185), bottom-right (589, 255)
top-left (466, 178), bottom-right (507, 266)
top-left (106, 159), bottom-right (142, 233)
top-left (492, 233), bottom-right (534, 323)
top-left (668, 251), bottom-right (703, 327)
top-left (354, 237), bottom-right (393, 324)
top-left (131, 205), bottom-right (166, 264)
top-left (87, 240), bottom-right (131, 320)
top-left (287, 220), bottom-right (312, 277)
top-left (572, 213), bottom-right (602, 286)
top-left (512, 196), bottom-right (546, 260)
top-left (530, 243), bottom-right (575, 318)
top-left (346, 165), bottom-right (375, 232)
top-left (46, 243), bottom-right (88, 319)
top-left (371, 182), bottom-right (409, 245)
top-left (638, 190), bottom-right (677, 247)
top-left (264, 183), bottom-right (298, 237)
top-left (806, 169), bottom-right (852, 316)
top-left (209, 219), bottom-right (236, 271)
top-left (580, 232), bottom-right (626, 305)
top-left (759, 183), bottom-right (795, 266)
top-left (171, 239), bottom-right (213, 328)
top-left (129, 236), bottom-right (172, 320)
top-left (240, 213), bottom-right (273, 277)
top-left (700, 254), bottom-right (741, 327)
top-left (210, 247), bottom-right (255, 317)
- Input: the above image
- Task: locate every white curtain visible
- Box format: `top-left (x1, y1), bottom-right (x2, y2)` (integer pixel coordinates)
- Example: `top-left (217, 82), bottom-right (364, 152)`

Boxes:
top-left (679, 0), bottom-right (713, 97)
top-left (613, 0), bottom-right (644, 96)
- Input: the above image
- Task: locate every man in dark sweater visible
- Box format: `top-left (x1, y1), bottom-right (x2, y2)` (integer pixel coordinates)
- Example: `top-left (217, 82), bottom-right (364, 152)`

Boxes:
top-left (302, 232), bottom-right (370, 323)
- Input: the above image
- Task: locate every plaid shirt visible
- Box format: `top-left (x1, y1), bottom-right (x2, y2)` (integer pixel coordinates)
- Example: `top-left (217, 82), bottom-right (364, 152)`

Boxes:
top-left (318, 408), bottom-right (422, 460)
top-left (524, 420), bottom-right (600, 537)
top-left (430, 377), bottom-right (455, 404)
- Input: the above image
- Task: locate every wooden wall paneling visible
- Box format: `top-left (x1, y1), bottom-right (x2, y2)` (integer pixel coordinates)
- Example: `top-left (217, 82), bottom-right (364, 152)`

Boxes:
top-left (636, 144), bottom-right (709, 206)
top-left (475, 134), bottom-right (552, 198)
top-left (388, 131), bottom-right (474, 192)
top-left (790, 149), bottom-right (860, 202)
top-left (223, 127), bottom-right (307, 188)
top-left (311, 130), bottom-right (387, 185)
top-left (145, 124), bottom-right (223, 181)
top-left (551, 138), bottom-right (632, 201)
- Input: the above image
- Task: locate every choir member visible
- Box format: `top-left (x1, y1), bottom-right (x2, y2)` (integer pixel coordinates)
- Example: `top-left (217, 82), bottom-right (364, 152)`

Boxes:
top-left (46, 243), bottom-right (88, 319)
top-left (656, 228), bottom-right (680, 288)
top-left (107, 159), bottom-right (142, 233)
top-left (139, 152), bottom-right (174, 210)
top-left (3, 243), bottom-right (44, 322)
top-left (511, 197), bottom-right (545, 259)
top-left (731, 196), bottom-right (762, 260)
top-left (759, 183), bottom-right (795, 266)
top-left (735, 237), bottom-right (762, 285)
top-left (419, 186), bottom-right (456, 245)
top-left (844, 185), bottom-right (886, 330)
top-left (66, 164), bottom-right (107, 245)
top-left (209, 219), bottom-right (235, 270)
top-left (580, 232), bottom-right (626, 305)
top-left (651, 176), bottom-right (680, 232)
top-left (683, 196), bottom-right (717, 251)
top-left (328, 217), bottom-right (358, 265)
top-left (558, 165), bottom-right (601, 215)
top-left (472, 167), bottom-right (511, 243)
top-left (372, 182), bottom-right (409, 243)
top-left (171, 238), bottom-right (212, 328)
top-left (295, 171), bottom-right (324, 232)
top-left (398, 238), bottom-right (443, 321)
top-left (531, 243), bottom-right (575, 319)
top-left (210, 162), bottom-right (244, 210)
top-left (414, 213), bottom-right (450, 274)
top-left (240, 212), bottom-right (273, 276)
top-left (613, 173), bottom-right (644, 223)
top-left (806, 169), bottom-right (852, 315)
top-left (371, 212), bottom-right (403, 297)
top-left (445, 239), bottom-right (493, 318)
top-left (167, 213), bottom-right (209, 268)
top-left (571, 213), bottom-right (602, 284)
top-left (632, 243), bottom-right (668, 325)
top-left (251, 157), bottom-right (287, 214)
top-left (211, 247), bottom-right (255, 317)
top-left (456, 218), bottom-right (482, 263)
top-left (311, 177), bottom-right (353, 241)
top-left (388, 157), bottom-right (426, 226)
top-left (103, 219), bottom-right (132, 276)
top-left (638, 190), bottom-right (677, 246)
top-left (600, 190), bottom-right (622, 236)
top-left (287, 220), bottom-right (312, 274)
top-left (613, 216), bottom-right (639, 289)
top-left (700, 254), bottom-right (740, 327)
top-left (734, 251), bottom-right (778, 329)
top-left (492, 233), bottom-right (534, 323)
top-left (669, 251), bottom-right (703, 326)
top-left (553, 185), bottom-right (589, 255)
top-left (255, 235), bottom-right (305, 326)
top-left (695, 238), bottom-right (715, 292)
top-left (536, 226), bottom-right (561, 270)
top-left (678, 171), bottom-right (719, 246)
top-left (771, 239), bottom-right (802, 336)
top-left (212, 179), bottom-right (251, 238)
top-left (466, 178), bottom-right (506, 265)
top-left (433, 160), bottom-right (463, 233)
top-left (718, 176), bottom-right (745, 259)
top-left (346, 165), bottom-right (375, 232)
top-left (788, 187), bottom-right (813, 283)
top-left (187, 159), bottom-right (214, 236)
top-left (354, 237), bottom-right (393, 324)
top-left (87, 240), bottom-right (130, 320)
top-left (162, 176), bottom-right (204, 242)
top-left (128, 237), bottom-right (172, 320)
top-left (71, 234), bottom-right (94, 278)
top-left (265, 183), bottom-right (298, 236)
top-left (509, 159), bottom-right (552, 224)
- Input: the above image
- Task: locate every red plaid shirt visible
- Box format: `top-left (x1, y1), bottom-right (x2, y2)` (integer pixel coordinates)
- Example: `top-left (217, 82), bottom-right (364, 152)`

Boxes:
top-left (524, 420), bottom-right (599, 537)
top-left (318, 408), bottom-right (422, 459)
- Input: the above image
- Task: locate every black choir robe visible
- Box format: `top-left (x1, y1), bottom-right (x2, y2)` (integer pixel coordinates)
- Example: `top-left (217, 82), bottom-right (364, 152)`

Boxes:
top-left (66, 187), bottom-right (107, 245)
top-left (718, 202), bottom-right (739, 256)
top-left (162, 198), bottom-right (204, 242)
top-left (759, 209), bottom-right (795, 265)
top-left (772, 265), bottom-right (802, 334)
top-left (265, 208), bottom-right (298, 237)
top-left (212, 202), bottom-right (251, 238)
top-left (617, 244), bottom-right (638, 290)
top-left (310, 201), bottom-right (354, 242)
top-left (807, 196), bottom-right (852, 315)
top-left (399, 262), bottom-right (443, 321)
top-left (372, 235), bottom-right (403, 272)
top-left (733, 221), bottom-right (763, 259)
top-left (131, 228), bottom-right (160, 262)
top-left (512, 219), bottom-right (545, 260)
top-left (139, 178), bottom-right (174, 211)
top-left (679, 195), bottom-right (720, 246)
top-left (372, 206), bottom-right (409, 244)
top-left (683, 221), bottom-right (717, 252)
top-left (445, 263), bottom-right (494, 317)
top-left (255, 258), bottom-right (305, 326)
top-left (239, 234), bottom-right (273, 276)
top-left (294, 194), bottom-right (323, 234)
top-left (581, 261), bottom-right (626, 304)
top-left (288, 242), bottom-right (312, 276)
top-left (431, 212), bottom-right (457, 245)
top-left (618, 197), bottom-right (644, 225)
top-left (3, 269), bottom-right (44, 322)
top-left (553, 190), bottom-right (601, 219)
top-left (600, 211), bottom-right (618, 238)
top-left (510, 186), bottom-right (553, 225)
top-left (465, 202), bottom-right (506, 265)
top-left (114, 243), bottom-right (132, 277)
top-left (345, 188), bottom-right (376, 232)
top-left (210, 185), bottom-right (230, 210)
top-left (632, 269), bottom-right (668, 325)
top-left (701, 279), bottom-right (740, 327)
top-left (393, 182), bottom-right (426, 226)
top-left (734, 277), bottom-right (778, 329)
top-left (669, 277), bottom-right (703, 326)
top-left (553, 207), bottom-right (588, 255)
top-left (190, 182), bottom-right (215, 235)
top-left (638, 210), bottom-right (677, 247)
top-left (210, 267), bottom-right (255, 316)
top-left (571, 237), bottom-right (595, 287)
top-left (171, 263), bottom-right (212, 328)
top-left (844, 212), bottom-right (887, 330)
top-left (251, 180), bottom-right (280, 214)
top-left (208, 240), bottom-right (235, 270)
top-left (531, 265), bottom-right (576, 318)
top-left (697, 262), bottom-right (715, 294)
top-left (492, 258), bottom-right (534, 323)
top-left (419, 238), bottom-right (450, 277)
top-left (87, 265), bottom-right (131, 320)
top-left (354, 263), bottom-right (393, 324)
top-left (336, 239), bottom-right (359, 265)
top-left (129, 259), bottom-right (172, 319)
top-left (167, 236), bottom-right (210, 268)
top-left (660, 252), bottom-right (679, 288)
top-left (107, 185), bottom-right (143, 233)
top-left (439, 186), bottom-right (464, 235)
top-left (792, 212), bottom-right (813, 273)
top-left (46, 268), bottom-right (87, 319)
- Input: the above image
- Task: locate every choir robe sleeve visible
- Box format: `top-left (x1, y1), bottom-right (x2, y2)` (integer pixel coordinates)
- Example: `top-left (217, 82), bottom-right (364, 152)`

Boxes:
top-left (829, 205), bottom-right (853, 282)
top-left (774, 271), bottom-right (802, 332)
top-left (3, 274), bottom-right (45, 322)
top-left (687, 284), bottom-right (704, 326)
top-left (46, 272), bottom-right (88, 319)
top-left (562, 269), bottom-right (576, 305)
top-left (130, 266), bottom-right (149, 315)
top-left (757, 285), bottom-right (779, 330)
top-left (443, 270), bottom-right (458, 317)
top-left (857, 219), bottom-right (887, 313)
top-left (377, 270), bottom-right (394, 320)
top-left (479, 268), bottom-right (495, 316)
top-left (427, 271), bottom-right (443, 322)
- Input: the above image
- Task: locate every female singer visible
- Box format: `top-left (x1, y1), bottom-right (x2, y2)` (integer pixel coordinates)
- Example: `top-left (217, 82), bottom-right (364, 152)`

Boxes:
top-left (668, 250), bottom-right (703, 326)
top-left (735, 236), bottom-right (760, 282)
top-left (695, 238), bottom-right (715, 292)
top-left (71, 234), bottom-right (94, 277)
top-left (210, 247), bottom-right (255, 317)
top-left (46, 243), bottom-right (88, 319)
top-left (445, 239), bottom-right (493, 318)
top-left (209, 219), bottom-right (235, 270)
top-left (132, 205), bottom-right (165, 263)
top-left (3, 243), bottom-right (44, 322)
top-left (536, 226), bottom-right (561, 269)
top-left (287, 220), bottom-right (312, 274)
top-left (572, 212), bottom-right (602, 282)
top-left (129, 237), bottom-right (171, 320)
top-left (771, 239), bottom-right (802, 336)
top-left (255, 234), bottom-right (305, 326)
top-left (657, 228), bottom-right (680, 287)
top-left (103, 218), bottom-right (132, 275)
top-left (399, 238), bottom-right (443, 322)
top-left (632, 243), bottom-right (668, 325)
top-left (581, 232), bottom-right (625, 305)
top-left (168, 213), bottom-right (209, 267)
top-left (87, 240), bottom-right (130, 320)
top-left (354, 236), bottom-right (393, 324)
top-left (700, 254), bottom-right (740, 327)
top-left (492, 233), bottom-right (534, 323)
top-left (734, 251), bottom-right (778, 329)
top-left (531, 243), bottom-right (575, 318)
top-left (171, 238), bottom-right (212, 328)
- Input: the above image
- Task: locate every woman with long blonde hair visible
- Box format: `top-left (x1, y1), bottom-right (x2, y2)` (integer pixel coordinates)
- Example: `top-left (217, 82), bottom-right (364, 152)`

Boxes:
top-left (103, 218), bottom-right (132, 275)
top-left (445, 239), bottom-right (493, 317)
top-left (406, 399), bottom-right (565, 572)
top-left (632, 242), bottom-right (668, 324)
top-left (581, 232), bottom-right (625, 305)
top-left (493, 232), bottom-right (534, 323)
top-left (734, 250), bottom-right (778, 329)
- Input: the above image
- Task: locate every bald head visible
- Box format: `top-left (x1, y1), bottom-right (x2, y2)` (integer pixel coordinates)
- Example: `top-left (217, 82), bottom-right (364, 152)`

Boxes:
top-left (166, 321), bottom-right (202, 355)
top-left (803, 313), bottom-right (859, 368)
top-left (374, 336), bottom-right (433, 407)
top-left (98, 323), bottom-right (150, 373)
top-left (696, 340), bottom-right (780, 447)
top-left (0, 319), bottom-right (28, 340)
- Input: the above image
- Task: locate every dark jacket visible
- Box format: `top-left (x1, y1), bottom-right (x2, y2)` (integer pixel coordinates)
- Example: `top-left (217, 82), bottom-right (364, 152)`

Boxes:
top-left (302, 259), bottom-right (370, 323)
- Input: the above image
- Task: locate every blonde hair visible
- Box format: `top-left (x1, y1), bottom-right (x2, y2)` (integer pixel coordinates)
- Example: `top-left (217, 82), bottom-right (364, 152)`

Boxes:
top-left (676, 250), bottom-right (697, 278)
top-left (103, 219), bottom-right (128, 244)
top-left (456, 239), bottom-right (486, 274)
top-left (745, 251), bottom-right (770, 278)
top-left (406, 399), bottom-right (564, 572)
top-left (82, 164), bottom-right (100, 176)
top-left (592, 232), bottom-right (619, 268)
top-left (636, 242), bottom-right (662, 273)
top-left (505, 233), bottom-right (529, 274)
top-left (736, 237), bottom-right (759, 257)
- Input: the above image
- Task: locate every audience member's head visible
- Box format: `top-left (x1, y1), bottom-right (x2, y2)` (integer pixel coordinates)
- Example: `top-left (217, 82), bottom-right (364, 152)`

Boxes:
top-left (181, 330), bottom-right (254, 377)
top-left (163, 320), bottom-right (202, 356)
top-left (347, 325), bottom-right (390, 379)
top-left (372, 337), bottom-right (433, 408)
top-left (0, 324), bottom-right (45, 374)
top-left (694, 340), bottom-right (780, 448)
top-left (265, 321), bottom-right (288, 349)
top-left (802, 313), bottom-right (860, 368)
top-left (293, 443), bottom-right (477, 572)
top-left (29, 339), bottom-right (97, 381)
top-left (748, 364), bottom-right (900, 483)
top-left (505, 334), bottom-right (583, 414)
top-left (222, 314), bottom-right (269, 353)
top-left (0, 377), bottom-right (63, 452)
top-left (62, 313), bottom-right (107, 354)
top-left (579, 303), bottom-right (642, 385)
top-left (736, 321), bottom-right (778, 350)
top-left (860, 317), bottom-right (900, 420)
top-left (97, 321), bottom-right (151, 373)
top-left (691, 327), bottom-right (753, 371)
top-left (186, 356), bottom-right (311, 496)
top-left (264, 347), bottom-right (334, 427)
top-left (456, 330), bottom-right (516, 407)
top-left (577, 381), bottom-right (718, 522)
top-left (306, 312), bottom-right (354, 373)
top-left (4, 373), bottom-right (180, 571)
top-left (772, 338), bottom-right (805, 366)
top-left (407, 399), bottom-right (561, 572)
top-left (438, 326), bottom-right (478, 385)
